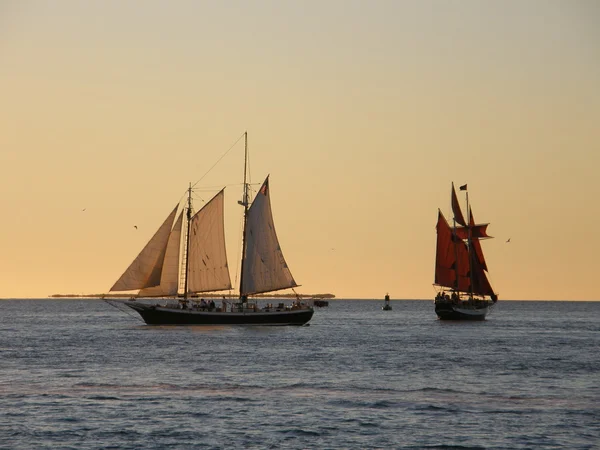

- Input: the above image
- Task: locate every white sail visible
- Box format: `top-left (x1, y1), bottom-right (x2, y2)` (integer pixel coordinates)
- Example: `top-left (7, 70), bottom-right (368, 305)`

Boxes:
top-left (110, 205), bottom-right (179, 292)
top-left (187, 189), bottom-right (232, 293)
top-left (137, 210), bottom-right (184, 297)
top-left (241, 177), bottom-right (298, 295)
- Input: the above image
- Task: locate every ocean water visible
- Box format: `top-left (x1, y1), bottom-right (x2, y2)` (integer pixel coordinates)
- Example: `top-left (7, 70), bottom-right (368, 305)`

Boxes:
top-left (1, 299), bottom-right (598, 450)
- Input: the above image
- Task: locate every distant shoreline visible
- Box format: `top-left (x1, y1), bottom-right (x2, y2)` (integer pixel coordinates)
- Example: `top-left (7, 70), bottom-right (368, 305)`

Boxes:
top-left (48, 293), bottom-right (336, 299)
top-left (0, 297), bottom-right (598, 302)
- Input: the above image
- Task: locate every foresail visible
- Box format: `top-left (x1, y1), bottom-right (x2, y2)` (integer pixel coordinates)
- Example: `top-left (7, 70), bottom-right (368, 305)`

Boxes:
top-left (138, 210), bottom-right (184, 297)
top-left (187, 189), bottom-right (232, 293)
top-left (110, 205), bottom-right (179, 292)
top-left (241, 177), bottom-right (298, 295)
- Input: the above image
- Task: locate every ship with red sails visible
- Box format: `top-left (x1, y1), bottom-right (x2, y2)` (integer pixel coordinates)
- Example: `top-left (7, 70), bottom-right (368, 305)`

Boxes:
top-left (434, 183), bottom-right (498, 320)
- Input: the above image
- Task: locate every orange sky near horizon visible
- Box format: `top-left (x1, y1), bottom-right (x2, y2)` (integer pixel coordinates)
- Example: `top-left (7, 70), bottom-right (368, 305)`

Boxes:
top-left (1, 1), bottom-right (599, 300)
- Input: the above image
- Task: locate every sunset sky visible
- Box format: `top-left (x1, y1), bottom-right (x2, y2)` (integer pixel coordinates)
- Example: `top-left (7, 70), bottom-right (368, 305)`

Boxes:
top-left (1, 1), bottom-right (598, 300)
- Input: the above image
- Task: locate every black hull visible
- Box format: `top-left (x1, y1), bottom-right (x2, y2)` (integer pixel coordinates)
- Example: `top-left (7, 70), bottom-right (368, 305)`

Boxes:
top-left (434, 302), bottom-right (490, 321)
top-left (125, 302), bottom-right (314, 326)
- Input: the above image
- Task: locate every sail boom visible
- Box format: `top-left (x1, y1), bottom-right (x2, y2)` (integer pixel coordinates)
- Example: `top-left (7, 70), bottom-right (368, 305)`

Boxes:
top-left (135, 292), bottom-right (176, 298)
top-left (188, 288), bottom-right (232, 294)
top-left (242, 283), bottom-right (301, 297)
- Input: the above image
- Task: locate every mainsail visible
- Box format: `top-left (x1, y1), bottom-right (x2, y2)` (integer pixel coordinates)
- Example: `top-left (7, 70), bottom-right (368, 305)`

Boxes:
top-left (435, 210), bottom-right (471, 292)
top-left (241, 177), bottom-right (298, 296)
top-left (110, 205), bottom-right (179, 292)
top-left (186, 189), bottom-right (232, 294)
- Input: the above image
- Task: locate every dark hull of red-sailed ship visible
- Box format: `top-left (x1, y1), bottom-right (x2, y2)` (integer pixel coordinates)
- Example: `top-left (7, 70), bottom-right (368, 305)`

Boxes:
top-left (123, 301), bottom-right (313, 326)
top-left (433, 183), bottom-right (498, 321)
top-left (434, 298), bottom-right (495, 321)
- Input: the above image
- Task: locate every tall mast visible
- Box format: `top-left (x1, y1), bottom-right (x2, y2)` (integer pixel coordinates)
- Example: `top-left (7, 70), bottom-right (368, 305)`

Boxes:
top-left (452, 185), bottom-right (459, 294)
top-left (238, 131), bottom-right (249, 301)
top-left (452, 216), bottom-right (459, 293)
top-left (183, 182), bottom-right (192, 299)
top-left (466, 189), bottom-right (474, 299)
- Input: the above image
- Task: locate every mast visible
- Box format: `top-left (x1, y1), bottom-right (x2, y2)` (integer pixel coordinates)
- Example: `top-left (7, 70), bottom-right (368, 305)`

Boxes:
top-left (183, 182), bottom-right (192, 299)
top-left (452, 216), bottom-right (459, 293)
top-left (465, 189), bottom-right (474, 299)
top-left (452, 186), bottom-right (459, 294)
top-left (238, 131), bottom-right (249, 301)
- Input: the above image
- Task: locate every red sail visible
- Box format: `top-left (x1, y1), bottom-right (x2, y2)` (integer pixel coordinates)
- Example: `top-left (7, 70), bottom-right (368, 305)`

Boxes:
top-left (435, 210), bottom-right (494, 296)
top-left (469, 209), bottom-right (489, 272)
top-left (472, 257), bottom-right (494, 296)
top-left (435, 210), bottom-right (470, 291)
top-left (466, 208), bottom-right (494, 295)
top-left (451, 183), bottom-right (467, 226)
top-left (465, 208), bottom-right (494, 295)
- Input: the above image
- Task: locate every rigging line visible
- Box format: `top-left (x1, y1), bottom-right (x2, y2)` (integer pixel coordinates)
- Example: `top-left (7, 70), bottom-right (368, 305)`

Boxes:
top-left (191, 191), bottom-right (207, 206)
top-left (103, 299), bottom-right (144, 323)
top-left (191, 132), bottom-right (246, 190)
top-left (193, 182), bottom-right (261, 191)
top-left (175, 190), bottom-right (189, 211)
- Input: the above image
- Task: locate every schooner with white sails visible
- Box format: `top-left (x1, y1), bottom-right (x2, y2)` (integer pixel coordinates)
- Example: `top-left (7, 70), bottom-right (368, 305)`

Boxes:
top-left (106, 133), bottom-right (313, 325)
